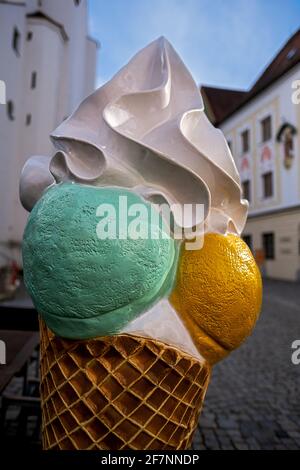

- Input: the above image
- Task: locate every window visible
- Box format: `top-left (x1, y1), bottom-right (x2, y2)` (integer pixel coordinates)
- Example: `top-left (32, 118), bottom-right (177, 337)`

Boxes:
top-left (12, 27), bottom-right (21, 56)
top-left (243, 234), bottom-right (252, 251)
top-left (74, 0), bottom-right (81, 5)
top-left (26, 114), bottom-right (32, 126)
top-left (31, 71), bottom-right (37, 89)
top-left (7, 100), bottom-right (15, 120)
top-left (262, 172), bottom-right (273, 198)
top-left (242, 180), bottom-right (251, 202)
top-left (261, 116), bottom-right (272, 142)
top-left (263, 233), bottom-right (275, 260)
top-left (241, 130), bottom-right (250, 153)
top-left (287, 48), bottom-right (297, 60)
top-left (27, 31), bottom-right (33, 41)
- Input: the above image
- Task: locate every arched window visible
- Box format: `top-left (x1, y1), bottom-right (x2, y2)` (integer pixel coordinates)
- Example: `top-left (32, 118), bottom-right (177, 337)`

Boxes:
top-left (7, 100), bottom-right (15, 121)
top-left (74, 0), bottom-right (81, 5)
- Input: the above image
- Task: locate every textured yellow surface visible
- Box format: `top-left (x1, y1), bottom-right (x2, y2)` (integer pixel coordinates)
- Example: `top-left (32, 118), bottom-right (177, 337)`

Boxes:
top-left (170, 233), bottom-right (262, 364)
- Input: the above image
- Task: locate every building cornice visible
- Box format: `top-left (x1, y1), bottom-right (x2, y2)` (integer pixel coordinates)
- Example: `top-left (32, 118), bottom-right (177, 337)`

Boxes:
top-left (248, 204), bottom-right (300, 220)
top-left (86, 35), bottom-right (101, 49)
top-left (26, 11), bottom-right (69, 42)
top-left (0, 1), bottom-right (25, 6)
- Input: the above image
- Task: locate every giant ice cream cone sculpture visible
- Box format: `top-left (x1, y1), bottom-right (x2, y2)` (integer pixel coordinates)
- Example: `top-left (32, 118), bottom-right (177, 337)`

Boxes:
top-left (20, 38), bottom-right (262, 450)
top-left (39, 320), bottom-right (210, 450)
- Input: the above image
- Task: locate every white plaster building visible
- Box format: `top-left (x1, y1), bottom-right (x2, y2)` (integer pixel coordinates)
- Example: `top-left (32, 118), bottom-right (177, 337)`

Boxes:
top-left (202, 29), bottom-right (300, 280)
top-left (0, 0), bottom-right (98, 268)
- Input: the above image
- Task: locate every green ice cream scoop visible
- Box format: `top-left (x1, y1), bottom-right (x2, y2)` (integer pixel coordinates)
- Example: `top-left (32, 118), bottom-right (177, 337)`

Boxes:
top-left (22, 183), bottom-right (177, 339)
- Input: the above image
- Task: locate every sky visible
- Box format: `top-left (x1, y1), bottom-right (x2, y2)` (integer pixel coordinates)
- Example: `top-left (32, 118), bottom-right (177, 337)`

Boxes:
top-left (88, 0), bottom-right (300, 92)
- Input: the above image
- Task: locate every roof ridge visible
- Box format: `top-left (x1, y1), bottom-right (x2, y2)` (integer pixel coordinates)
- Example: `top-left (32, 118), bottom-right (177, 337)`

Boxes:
top-left (250, 27), bottom-right (300, 90)
top-left (201, 84), bottom-right (247, 93)
top-left (202, 28), bottom-right (300, 125)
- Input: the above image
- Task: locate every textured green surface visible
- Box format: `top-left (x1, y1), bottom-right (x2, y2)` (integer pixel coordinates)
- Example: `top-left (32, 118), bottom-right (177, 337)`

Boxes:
top-left (23, 183), bottom-right (177, 339)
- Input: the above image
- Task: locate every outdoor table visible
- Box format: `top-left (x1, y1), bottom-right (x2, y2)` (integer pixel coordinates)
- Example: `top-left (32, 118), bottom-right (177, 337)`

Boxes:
top-left (0, 330), bottom-right (39, 394)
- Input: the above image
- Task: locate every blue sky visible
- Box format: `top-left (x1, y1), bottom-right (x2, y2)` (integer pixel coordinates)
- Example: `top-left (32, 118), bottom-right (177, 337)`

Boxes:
top-left (88, 0), bottom-right (300, 91)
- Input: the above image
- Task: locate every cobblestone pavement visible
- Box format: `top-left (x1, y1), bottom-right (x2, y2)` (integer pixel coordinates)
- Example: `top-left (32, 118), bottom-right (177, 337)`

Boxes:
top-left (192, 279), bottom-right (300, 450)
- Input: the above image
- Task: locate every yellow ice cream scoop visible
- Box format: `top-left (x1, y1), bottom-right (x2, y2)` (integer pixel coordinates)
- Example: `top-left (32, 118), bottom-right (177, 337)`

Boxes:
top-left (170, 233), bottom-right (262, 364)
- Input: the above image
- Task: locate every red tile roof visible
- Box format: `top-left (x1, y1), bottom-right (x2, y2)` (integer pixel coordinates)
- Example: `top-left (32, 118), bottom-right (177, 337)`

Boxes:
top-left (201, 28), bottom-right (300, 125)
top-left (201, 86), bottom-right (247, 124)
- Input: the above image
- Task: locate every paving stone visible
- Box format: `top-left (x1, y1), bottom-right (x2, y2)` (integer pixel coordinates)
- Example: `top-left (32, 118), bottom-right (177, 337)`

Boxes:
top-left (233, 442), bottom-right (249, 450)
top-left (239, 420), bottom-right (261, 438)
top-left (199, 416), bottom-right (217, 428)
top-left (246, 437), bottom-right (261, 450)
top-left (277, 419), bottom-right (299, 431)
top-left (218, 437), bottom-right (234, 450)
top-left (287, 431), bottom-right (300, 439)
top-left (275, 429), bottom-right (290, 439)
top-left (284, 442), bottom-right (300, 450)
top-left (226, 429), bottom-right (243, 438)
top-left (197, 445), bottom-right (207, 451)
top-left (192, 427), bottom-right (204, 448)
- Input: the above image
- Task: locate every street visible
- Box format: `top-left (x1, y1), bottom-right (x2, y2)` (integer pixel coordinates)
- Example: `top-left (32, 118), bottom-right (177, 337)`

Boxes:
top-left (193, 279), bottom-right (300, 450)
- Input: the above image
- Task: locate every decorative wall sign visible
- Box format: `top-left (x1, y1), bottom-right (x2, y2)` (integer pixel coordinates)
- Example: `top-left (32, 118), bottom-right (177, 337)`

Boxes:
top-left (276, 122), bottom-right (297, 169)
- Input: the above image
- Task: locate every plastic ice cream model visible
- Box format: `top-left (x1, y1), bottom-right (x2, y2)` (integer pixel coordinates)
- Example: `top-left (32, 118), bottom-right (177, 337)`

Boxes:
top-left (20, 37), bottom-right (262, 450)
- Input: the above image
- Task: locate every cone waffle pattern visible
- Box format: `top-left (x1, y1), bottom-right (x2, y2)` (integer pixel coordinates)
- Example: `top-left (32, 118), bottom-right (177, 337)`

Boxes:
top-left (40, 319), bottom-right (211, 450)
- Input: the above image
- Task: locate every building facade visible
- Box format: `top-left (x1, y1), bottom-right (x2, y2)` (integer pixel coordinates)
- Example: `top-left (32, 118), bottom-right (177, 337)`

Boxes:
top-left (202, 30), bottom-right (300, 281)
top-left (0, 0), bottom-right (98, 268)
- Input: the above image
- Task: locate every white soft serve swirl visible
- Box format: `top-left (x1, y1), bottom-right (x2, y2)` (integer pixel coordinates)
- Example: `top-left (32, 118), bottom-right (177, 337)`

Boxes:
top-left (20, 36), bottom-right (248, 234)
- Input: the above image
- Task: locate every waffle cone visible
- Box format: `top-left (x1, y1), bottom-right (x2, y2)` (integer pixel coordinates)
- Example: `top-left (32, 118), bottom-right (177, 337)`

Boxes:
top-left (39, 318), bottom-right (211, 450)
